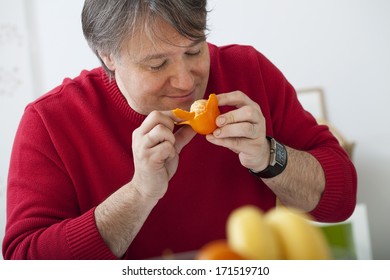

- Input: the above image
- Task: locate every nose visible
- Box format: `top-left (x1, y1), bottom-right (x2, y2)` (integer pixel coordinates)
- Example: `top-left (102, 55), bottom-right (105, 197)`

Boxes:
top-left (169, 61), bottom-right (194, 91)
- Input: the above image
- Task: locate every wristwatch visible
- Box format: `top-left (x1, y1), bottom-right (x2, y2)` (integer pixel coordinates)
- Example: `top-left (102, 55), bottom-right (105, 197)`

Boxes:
top-left (249, 136), bottom-right (288, 179)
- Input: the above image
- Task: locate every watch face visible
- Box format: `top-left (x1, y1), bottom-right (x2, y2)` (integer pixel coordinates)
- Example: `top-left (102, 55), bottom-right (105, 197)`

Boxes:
top-left (275, 142), bottom-right (287, 165)
top-left (250, 137), bottom-right (288, 179)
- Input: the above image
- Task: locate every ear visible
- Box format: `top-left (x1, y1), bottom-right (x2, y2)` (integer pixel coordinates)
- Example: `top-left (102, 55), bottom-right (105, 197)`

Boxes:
top-left (98, 52), bottom-right (116, 71)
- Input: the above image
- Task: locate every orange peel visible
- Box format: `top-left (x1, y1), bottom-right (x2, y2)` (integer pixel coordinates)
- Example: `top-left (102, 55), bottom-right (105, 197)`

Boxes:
top-left (172, 93), bottom-right (220, 135)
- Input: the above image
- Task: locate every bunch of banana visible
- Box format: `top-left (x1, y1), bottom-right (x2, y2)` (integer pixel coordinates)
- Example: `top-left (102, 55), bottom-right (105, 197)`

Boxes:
top-left (226, 205), bottom-right (331, 260)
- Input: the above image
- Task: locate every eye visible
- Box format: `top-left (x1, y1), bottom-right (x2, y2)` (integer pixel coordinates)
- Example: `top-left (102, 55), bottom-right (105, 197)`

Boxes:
top-left (149, 60), bottom-right (167, 71)
top-left (186, 49), bottom-right (201, 56)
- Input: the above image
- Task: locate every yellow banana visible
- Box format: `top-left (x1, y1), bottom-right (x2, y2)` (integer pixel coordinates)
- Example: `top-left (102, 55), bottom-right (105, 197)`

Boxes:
top-left (226, 205), bottom-right (281, 259)
top-left (264, 207), bottom-right (331, 260)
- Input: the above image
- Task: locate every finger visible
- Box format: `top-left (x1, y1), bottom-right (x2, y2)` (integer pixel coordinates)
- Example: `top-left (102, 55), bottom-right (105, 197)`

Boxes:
top-left (139, 111), bottom-right (175, 135)
top-left (148, 141), bottom-right (177, 164)
top-left (160, 109), bottom-right (188, 123)
top-left (174, 125), bottom-right (197, 153)
top-left (206, 135), bottom-right (262, 157)
top-left (216, 105), bottom-right (262, 127)
top-left (206, 135), bottom-right (245, 153)
top-left (213, 122), bottom-right (259, 139)
top-left (145, 123), bottom-right (176, 149)
top-left (216, 91), bottom-right (254, 108)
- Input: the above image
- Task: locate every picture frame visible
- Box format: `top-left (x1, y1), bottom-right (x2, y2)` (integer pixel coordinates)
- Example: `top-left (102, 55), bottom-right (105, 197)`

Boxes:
top-left (296, 87), bottom-right (355, 159)
top-left (296, 87), bottom-right (328, 121)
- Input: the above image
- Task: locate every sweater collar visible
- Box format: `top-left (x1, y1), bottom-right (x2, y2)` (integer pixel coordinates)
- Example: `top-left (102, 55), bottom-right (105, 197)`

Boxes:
top-left (101, 68), bottom-right (146, 126)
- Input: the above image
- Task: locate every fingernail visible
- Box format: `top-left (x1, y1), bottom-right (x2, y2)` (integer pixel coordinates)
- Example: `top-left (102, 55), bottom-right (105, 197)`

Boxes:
top-left (217, 116), bottom-right (225, 126)
top-left (213, 128), bottom-right (221, 136)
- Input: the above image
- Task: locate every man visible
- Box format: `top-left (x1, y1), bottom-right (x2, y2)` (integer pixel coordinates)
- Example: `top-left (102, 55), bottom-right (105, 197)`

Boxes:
top-left (2, 0), bottom-right (357, 259)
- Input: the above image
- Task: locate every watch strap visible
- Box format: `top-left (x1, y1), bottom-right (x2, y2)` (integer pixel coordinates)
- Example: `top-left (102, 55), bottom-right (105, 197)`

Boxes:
top-left (249, 136), bottom-right (288, 179)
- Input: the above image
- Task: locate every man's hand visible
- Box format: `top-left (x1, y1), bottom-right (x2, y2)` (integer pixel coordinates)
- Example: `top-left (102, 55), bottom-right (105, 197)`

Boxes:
top-left (206, 91), bottom-right (270, 172)
top-left (205, 91), bottom-right (325, 213)
top-left (131, 110), bottom-right (196, 199)
top-left (95, 110), bottom-right (195, 258)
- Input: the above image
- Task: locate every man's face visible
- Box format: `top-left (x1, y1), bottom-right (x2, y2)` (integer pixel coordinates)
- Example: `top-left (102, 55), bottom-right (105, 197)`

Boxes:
top-left (103, 20), bottom-right (210, 115)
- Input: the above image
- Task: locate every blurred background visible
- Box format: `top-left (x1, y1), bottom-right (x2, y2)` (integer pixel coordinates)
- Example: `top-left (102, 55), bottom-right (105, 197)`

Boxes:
top-left (1, 0), bottom-right (389, 259)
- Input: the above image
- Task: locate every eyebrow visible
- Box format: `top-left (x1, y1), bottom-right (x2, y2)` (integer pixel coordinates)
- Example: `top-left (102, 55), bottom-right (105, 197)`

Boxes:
top-left (138, 53), bottom-right (167, 64)
top-left (137, 40), bottom-right (204, 64)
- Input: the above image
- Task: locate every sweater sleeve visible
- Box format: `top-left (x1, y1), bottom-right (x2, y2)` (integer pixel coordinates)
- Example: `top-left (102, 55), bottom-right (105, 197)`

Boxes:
top-left (2, 106), bottom-right (117, 259)
top-left (255, 51), bottom-right (357, 222)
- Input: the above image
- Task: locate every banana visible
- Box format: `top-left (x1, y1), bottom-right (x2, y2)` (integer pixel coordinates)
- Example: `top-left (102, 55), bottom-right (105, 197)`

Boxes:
top-left (226, 205), bottom-right (281, 259)
top-left (264, 207), bottom-right (331, 260)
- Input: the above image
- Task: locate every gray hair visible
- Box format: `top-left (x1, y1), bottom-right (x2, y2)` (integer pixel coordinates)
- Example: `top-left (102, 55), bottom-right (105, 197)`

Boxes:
top-left (81, 0), bottom-right (209, 77)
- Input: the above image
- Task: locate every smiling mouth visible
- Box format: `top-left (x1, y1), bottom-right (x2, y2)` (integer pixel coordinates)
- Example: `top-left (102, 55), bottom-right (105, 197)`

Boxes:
top-left (166, 91), bottom-right (197, 106)
top-left (168, 92), bottom-right (194, 99)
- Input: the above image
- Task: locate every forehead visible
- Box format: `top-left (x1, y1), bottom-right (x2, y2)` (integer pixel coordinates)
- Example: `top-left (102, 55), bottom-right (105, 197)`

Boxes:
top-left (122, 19), bottom-right (200, 62)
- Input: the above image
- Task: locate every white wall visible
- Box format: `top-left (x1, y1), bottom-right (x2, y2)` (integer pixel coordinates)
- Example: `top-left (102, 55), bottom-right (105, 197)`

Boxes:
top-left (27, 0), bottom-right (100, 95)
top-left (1, 0), bottom-right (389, 259)
top-left (0, 0), bottom-right (36, 259)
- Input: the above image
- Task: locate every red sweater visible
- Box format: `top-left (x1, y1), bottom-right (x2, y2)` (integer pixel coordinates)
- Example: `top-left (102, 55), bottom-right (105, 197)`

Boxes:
top-left (3, 44), bottom-right (357, 259)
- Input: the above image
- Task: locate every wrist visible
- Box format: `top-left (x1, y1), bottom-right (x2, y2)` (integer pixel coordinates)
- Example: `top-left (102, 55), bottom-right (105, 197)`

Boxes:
top-left (249, 136), bottom-right (288, 179)
top-left (127, 183), bottom-right (160, 207)
top-left (249, 137), bottom-right (272, 173)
